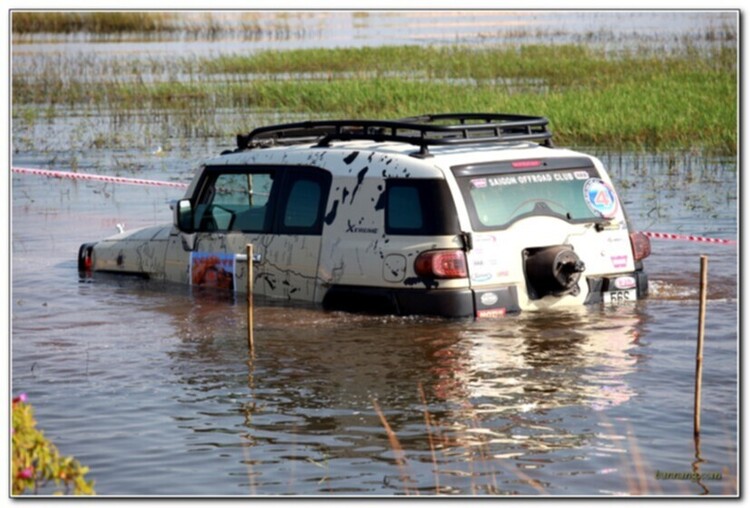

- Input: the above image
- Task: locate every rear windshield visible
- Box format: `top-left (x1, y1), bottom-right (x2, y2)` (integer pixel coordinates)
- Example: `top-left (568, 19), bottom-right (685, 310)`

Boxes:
top-left (457, 166), bottom-right (619, 231)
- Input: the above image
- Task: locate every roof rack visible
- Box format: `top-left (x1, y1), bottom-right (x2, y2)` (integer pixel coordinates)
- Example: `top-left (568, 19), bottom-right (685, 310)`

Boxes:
top-left (235, 113), bottom-right (553, 158)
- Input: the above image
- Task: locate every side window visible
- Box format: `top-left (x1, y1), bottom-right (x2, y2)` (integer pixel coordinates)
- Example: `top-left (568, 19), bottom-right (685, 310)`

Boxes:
top-left (278, 170), bottom-right (331, 235)
top-left (284, 179), bottom-right (321, 229)
top-left (387, 185), bottom-right (423, 231)
top-left (385, 179), bottom-right (461, 236)
top-left (194, 170), bottom-right (275, 232)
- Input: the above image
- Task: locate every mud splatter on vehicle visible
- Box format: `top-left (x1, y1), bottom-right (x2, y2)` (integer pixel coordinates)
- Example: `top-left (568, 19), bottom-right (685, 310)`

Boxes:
top-left (79, 113), bottom-right (650, 317)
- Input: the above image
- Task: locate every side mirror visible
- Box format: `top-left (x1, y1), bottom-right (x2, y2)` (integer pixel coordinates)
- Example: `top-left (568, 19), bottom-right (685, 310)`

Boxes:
top-left (174, 199), bottom-right (195, 233)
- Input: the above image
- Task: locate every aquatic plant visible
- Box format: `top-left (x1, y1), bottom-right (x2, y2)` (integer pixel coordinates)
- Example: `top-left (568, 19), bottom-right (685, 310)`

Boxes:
top-left (12, 394), bottom-right (95, 496)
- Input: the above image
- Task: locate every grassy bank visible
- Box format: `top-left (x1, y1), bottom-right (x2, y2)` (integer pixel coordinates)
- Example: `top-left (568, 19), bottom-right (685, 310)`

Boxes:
top-left (12, 44), bottom-right (737, 154)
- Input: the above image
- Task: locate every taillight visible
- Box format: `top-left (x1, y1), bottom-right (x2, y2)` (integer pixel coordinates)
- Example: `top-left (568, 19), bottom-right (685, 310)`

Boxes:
top-left (630, 231), bottom-right (651, 261)
top-left (78, 243), bottom-right (95, 274)
top-left (414, 250), bottom-right (468, 279)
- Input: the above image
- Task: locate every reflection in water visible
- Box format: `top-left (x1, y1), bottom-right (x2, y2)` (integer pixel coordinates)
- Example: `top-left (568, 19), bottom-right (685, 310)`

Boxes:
top-left (409, 309), bottom-right (647, 494)
top-left (153, 292), bottom-right (651, 494)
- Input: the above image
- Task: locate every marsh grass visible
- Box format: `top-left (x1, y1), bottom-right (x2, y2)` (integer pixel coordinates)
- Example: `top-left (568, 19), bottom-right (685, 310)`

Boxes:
top-left (13, 12), bottom-right (238, 36)
top-left (12, 12), bottom-right (179, 35)
top-left (12, 43), bottom-right (736, 154)
top-left (11, 12), bottom-right (316, 41)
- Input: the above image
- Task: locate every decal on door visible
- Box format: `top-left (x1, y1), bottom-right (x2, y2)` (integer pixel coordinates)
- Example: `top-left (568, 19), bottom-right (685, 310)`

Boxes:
top-left (190, 252), bottom-right (235, 290)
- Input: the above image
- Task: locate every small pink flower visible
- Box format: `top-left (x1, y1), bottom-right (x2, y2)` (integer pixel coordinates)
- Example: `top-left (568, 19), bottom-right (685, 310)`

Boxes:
top-left (12, 393), bottom-right (28, 405)
top-left (18, 467), bottom-right (34, 479)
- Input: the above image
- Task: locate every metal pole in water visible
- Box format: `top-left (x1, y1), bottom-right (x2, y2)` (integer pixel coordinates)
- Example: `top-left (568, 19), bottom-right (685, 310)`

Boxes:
top-left (247, 244), bottom-right (254, 353)
top-left (694, 255), bottom-right (708, 437)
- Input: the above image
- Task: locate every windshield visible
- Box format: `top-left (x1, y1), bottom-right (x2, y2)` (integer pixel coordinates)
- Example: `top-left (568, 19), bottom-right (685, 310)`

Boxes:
top-left (458, 167), bottom-right (619, 230)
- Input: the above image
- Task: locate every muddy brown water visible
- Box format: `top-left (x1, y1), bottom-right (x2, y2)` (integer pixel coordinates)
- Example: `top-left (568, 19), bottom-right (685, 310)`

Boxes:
top-left (10, 11), bottom-right (738, 496)
top-left (10, 144), bottom-right (738, 496)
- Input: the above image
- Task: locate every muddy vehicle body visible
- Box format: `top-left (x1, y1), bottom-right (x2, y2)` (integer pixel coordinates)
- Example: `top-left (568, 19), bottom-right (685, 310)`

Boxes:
top-left (79, 113), bottom-right (650, 318)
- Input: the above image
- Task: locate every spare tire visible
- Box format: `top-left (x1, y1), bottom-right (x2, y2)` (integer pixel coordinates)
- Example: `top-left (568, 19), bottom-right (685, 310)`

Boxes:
top-left (524, 245), bottom-right (585, 299)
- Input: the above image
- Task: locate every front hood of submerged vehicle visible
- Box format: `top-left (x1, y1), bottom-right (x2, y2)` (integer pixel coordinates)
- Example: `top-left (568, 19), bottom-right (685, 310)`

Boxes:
top-left (90, 224), bottom-right (172, 276)
top-left (99, 224), bottom-right (172, 243)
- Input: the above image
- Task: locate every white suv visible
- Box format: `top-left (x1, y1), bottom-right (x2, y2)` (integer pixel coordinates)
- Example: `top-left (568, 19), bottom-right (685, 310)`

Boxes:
top-left (78, 113), bottom-right (650, 318)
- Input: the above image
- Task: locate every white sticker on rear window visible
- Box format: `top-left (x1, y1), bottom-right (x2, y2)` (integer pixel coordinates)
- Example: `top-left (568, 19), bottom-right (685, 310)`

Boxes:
top-left (583, 178), bottom-right (619, 218)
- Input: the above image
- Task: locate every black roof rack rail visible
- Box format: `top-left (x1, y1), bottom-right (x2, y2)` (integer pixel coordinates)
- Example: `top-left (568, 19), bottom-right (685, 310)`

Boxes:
top-left (235, 113), bottom-right (553, 158)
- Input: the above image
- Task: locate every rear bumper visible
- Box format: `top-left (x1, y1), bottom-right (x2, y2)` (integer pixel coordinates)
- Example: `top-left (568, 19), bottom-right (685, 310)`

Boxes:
top-left (323, 269), bottom-right (648, 318)
top-left (322, 285), bottom-right (475, 318)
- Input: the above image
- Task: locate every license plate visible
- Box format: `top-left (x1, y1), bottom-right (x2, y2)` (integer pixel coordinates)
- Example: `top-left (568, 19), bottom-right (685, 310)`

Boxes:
top-left (603, 289), bottom-right (637, 304)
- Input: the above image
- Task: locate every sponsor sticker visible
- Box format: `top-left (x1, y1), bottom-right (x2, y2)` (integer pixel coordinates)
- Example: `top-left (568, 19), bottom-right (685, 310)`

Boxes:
top-left (614, 276), bottom-right (637, 289)
top-left (480, 292), bottom-right (499, 306)
top-left (610, 255), bottom-right (628, 269)
top-left (474, 234), bottom-right (498, 245)
top-left (190, 252), bottom-right (236, 290)
top-left (476, 308), bottom-right (507, 319)
top-left (472, 273), bottom-right (493, 283)
top-left (471, 178), bottom-right (488, 189)
top-left (583, 178), bottom-right (619, 218)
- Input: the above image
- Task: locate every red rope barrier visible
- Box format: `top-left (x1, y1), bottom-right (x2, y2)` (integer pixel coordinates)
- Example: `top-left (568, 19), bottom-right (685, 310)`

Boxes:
top-left (642, 231), bottom-right (736, 245)
top-left (12, 166), bottom-right (189, 190)
top-left (13, 166), bottom-right (737, 246)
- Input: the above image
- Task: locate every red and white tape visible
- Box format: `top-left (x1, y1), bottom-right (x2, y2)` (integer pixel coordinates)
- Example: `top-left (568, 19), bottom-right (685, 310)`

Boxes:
top-left (642, 231), bottom-right (736, 245)
top-left (12, 167), bottom-right (189, 190)
top-left (13, 166), bottom-right (737, 246)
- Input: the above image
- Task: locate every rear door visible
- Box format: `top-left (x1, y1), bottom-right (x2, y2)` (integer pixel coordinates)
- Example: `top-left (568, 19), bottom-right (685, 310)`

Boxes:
top-left (261, 167), bottom-right (332, 301)
top-left (453, 157), bottom-right (634, 298)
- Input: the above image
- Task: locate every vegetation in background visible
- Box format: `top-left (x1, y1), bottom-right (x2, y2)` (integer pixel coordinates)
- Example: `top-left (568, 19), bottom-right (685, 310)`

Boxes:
top-left (11, 36), bottom-right (736, 154)
top-left (12, 394), bottom-right (95, 496)
top-left (12, 12), bottom-right (178, 34)
top-left (11, 11), bottom-right (273, 38)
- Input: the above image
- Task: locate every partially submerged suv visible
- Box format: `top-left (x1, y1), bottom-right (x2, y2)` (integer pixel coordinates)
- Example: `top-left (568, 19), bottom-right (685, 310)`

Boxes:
top-left (78, 113), bottom-right (650, 318)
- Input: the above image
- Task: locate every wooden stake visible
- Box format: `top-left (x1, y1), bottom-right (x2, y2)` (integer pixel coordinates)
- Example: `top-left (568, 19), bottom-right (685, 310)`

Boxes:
top-left (694, 255), bottom-right (708, 437)
top-left (246, 244), bottom-right (254, 353)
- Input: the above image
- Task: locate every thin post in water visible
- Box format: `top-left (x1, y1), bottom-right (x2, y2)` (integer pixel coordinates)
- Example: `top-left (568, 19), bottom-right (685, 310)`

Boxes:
top-left (247, 244), bottom-right (254, 353)
top-left (694, 255), bottom-right (708, 437)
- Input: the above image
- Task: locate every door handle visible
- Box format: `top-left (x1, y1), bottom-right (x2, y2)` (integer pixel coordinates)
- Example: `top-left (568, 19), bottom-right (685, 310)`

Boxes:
top-left (236, 252), bottom-right (262, 263)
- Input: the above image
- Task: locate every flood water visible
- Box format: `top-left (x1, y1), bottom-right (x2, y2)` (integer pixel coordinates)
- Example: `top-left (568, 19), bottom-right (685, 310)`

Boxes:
top-left (10, 11), bottom-right (738, 497)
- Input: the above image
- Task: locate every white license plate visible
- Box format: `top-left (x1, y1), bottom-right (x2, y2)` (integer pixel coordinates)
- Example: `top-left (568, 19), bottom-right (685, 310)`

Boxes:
top-left (603, 289), bottom-right (637, 304)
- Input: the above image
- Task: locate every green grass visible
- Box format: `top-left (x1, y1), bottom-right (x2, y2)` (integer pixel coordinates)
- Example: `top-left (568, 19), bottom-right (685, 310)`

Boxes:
top-left (12, 43), bottom-right (737, 154)
top-left (12, 12), bottom-right (177, 34)
top-left (11, 11), bottom-right (270, 38)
